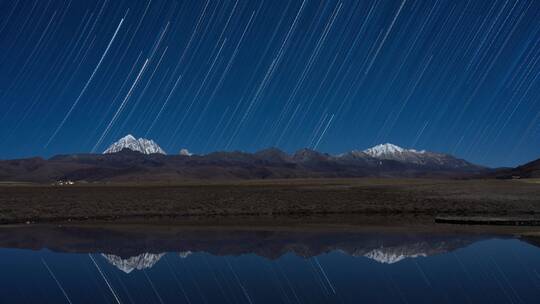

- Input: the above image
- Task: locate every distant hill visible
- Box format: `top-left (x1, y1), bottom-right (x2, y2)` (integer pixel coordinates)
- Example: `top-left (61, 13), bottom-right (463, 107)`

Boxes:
top-left (491, 158), bottom-right (540, 179)
top-left (0, 135), bottom-right (488, 183)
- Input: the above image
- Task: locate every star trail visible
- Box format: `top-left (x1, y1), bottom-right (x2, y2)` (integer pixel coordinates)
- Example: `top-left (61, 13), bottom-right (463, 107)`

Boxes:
top-left (0, 0), bottom-right (539, 166)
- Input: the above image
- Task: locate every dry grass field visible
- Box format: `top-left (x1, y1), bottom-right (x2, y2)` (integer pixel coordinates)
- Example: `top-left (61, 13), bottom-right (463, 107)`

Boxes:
top-left (0, 178), bottom-right (538, 225)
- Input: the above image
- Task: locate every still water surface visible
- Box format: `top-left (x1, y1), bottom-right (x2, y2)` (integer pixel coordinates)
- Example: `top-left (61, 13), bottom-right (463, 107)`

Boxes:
top-left (0, 228), bottom-right (539, 303)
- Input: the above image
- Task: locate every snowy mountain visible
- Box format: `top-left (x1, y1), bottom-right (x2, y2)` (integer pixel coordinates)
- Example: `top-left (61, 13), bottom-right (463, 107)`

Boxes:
top-left (179, 251), bottom-right (192, 258)
top-left (0, 141), bottom-right (487, 182)
top-left (339, 143), bottom-right (476, 169)
top-left (179, 148), bottom-right (192, 156)
top-left (101, 252), bottom-right (165, 273)
top-left (103, 134), bottom-right (166, 155)
top-left (363, 248), bottom-right (427, 264)
top-left (364, 143), bottom-right (425, 158)
top-left (353, 240), bottom-right (466, 264)
top-left (361, 143), bottom-right (434, 164)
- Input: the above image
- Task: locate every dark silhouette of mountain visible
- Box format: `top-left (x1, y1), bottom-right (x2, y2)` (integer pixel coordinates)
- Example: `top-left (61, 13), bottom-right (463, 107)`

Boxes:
top-left (0, 225), bottom-right (496, 264)
top-left (98, 234), bottom-right (481, 271)
top-left (0, 149), bottom-right (486, 183)
top-left (0, 135), bottom-right (491, 182)
top-left (0, 146), bottom-right (487, 183)
top-left (490, 158), bottom-right (540, 179)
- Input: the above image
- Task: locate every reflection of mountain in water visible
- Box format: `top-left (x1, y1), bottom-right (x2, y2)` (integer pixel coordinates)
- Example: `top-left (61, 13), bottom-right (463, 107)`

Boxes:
top-left (179, 251), bottom-right (192, 258)
top-left (0, 225), bottom-right (509, 272)
top-left (99, 237), bottom-right (480, 272)
top-left (348, 239), bottom-right (475, 264)
top-left (101, 253), bottom-right (165, 273)
top-left (101, 251), bottom-right (194, 273)
top-left (363, 248), bottom-right (427, 264)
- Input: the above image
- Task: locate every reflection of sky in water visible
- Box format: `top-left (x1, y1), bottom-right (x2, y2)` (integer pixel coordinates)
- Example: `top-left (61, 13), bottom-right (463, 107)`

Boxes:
top-left (0, 238), bottom-right (539, 303)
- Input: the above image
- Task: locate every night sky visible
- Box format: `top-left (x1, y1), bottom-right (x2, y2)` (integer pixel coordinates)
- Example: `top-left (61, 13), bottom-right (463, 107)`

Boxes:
top-left (0, 0), bottom-right (539, 167)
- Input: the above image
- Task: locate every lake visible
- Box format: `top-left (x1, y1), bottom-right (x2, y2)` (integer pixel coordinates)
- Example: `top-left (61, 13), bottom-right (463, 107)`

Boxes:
top-left (0, 226), bottom-right (539, 303)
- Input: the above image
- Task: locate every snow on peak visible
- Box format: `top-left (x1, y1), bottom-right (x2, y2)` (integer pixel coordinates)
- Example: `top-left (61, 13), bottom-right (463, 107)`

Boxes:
top-left (101, 253), bottom-right (165, 273)
top-left (364, 143), bottom-right (404, 157)
top-left (103, 134), bottom-right (166, 155)
top-left (363, 249), bottom-right (427, 264)
top-left (179, 148), bottom-right (192, 156)
top-left (179, 251), bottom-right (192, 258)
top-left (364, 143), bottom-right (424, 157)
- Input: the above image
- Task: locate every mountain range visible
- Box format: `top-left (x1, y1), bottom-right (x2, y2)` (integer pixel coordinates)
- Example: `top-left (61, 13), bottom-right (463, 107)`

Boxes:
top-left (0, 225), bottom-right (495, 271)
top-left (102, 236), bottom-right (475, 272)
top-left (99, 237), bottom-right (470, 273)
top-left (0, 134), bottom-right (534, 182)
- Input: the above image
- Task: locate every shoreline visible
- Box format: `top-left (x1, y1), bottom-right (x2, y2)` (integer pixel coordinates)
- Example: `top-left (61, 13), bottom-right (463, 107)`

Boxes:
top-left (0, 221), bottom-right (539, 260)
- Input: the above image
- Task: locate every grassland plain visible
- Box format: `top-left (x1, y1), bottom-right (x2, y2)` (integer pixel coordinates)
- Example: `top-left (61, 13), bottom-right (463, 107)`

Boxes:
top-left (0, 178), bottom-right (539, 225)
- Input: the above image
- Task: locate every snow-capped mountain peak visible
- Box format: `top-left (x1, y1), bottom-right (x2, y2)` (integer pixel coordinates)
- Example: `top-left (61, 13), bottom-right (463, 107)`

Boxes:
top-left (121, 134), bottom-right (136, 141)
top-left (101, 253), bottom-right (165, 273)
top-left (103, 134), bottom-right (166, 155)
top-left (363, 143), bottom-right (425, 158)
top-left (363, 248), bottom-right (427, 264)
top-left (179, 251), bottom-right (192, 258)
top-left (364, 143), bottom-right (404, 157)
top-left (337, 143), bottom-right (477, 170)
top-left (179, 148), bottom-right (192, 156)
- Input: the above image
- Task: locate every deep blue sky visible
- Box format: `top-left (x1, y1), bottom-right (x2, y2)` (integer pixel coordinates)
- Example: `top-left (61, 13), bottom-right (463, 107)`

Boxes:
top-left (0, 0), bottom-right (539, 167)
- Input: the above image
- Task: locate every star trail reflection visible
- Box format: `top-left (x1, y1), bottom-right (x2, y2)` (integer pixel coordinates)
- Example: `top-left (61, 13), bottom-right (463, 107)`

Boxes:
top-left (0, 229), bottom-right (539, 303)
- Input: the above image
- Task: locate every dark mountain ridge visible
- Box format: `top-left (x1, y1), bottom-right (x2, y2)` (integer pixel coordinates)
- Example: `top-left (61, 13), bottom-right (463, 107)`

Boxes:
top-left (0, 225), bottom-right (495, 262)
top-left (491, 158), bottom-right (540, 179)
top-left (0, 145), bottom-right (488, 183)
